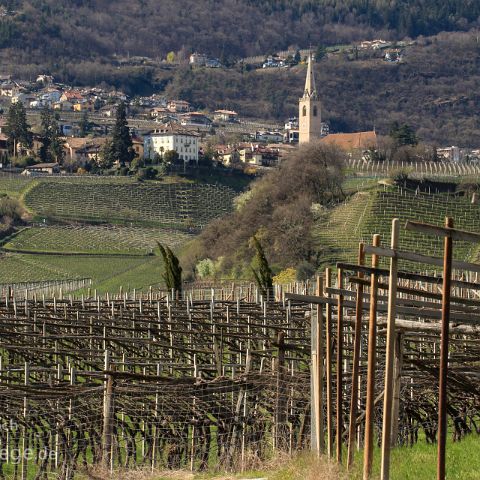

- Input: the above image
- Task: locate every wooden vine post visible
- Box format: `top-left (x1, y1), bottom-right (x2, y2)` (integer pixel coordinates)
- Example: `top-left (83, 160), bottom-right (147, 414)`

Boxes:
top-left (275, 331), bottom-right (287, 451)
top-left (311, 276), bottom-right (324, 455)
top-left (380, 218), bottom-right (400, 480)
top-left (347, 243), bottom-right (365, 468)
top-left (363, 234), bottom-right (380, 480)
top-left (404, 217), bottom-right (480, 480)
top-left (336, 267), bottom-right (344, 464)
top-left (102, 372), bottom-right (115, 469)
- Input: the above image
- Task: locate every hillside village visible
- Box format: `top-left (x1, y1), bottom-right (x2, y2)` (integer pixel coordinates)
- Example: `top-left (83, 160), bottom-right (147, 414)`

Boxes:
top-left (0, 39), bottom-right (478, 178)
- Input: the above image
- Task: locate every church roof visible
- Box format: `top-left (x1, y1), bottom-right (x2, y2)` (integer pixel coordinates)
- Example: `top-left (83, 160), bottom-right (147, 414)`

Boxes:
top-left (320, 131), bottom-right (377, 151)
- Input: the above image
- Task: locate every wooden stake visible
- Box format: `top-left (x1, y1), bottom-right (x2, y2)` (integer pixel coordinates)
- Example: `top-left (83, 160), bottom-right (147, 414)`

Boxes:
top-left (438, 217), bottom-right (454, 480)
top-left (381, 218), bottom-right (400, 480)
top-left (336, 267), bottom-right (344, 464)
top-left (347, 243), bottom-right (365, 468)
top-left (325, 268), bottom-right (334, 458)
top-left (364, 234), bottom-right (380, 480)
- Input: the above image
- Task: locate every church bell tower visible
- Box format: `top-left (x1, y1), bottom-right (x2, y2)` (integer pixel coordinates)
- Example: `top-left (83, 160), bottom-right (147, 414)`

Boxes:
top-left (299, 53), bottom-right (322, 144)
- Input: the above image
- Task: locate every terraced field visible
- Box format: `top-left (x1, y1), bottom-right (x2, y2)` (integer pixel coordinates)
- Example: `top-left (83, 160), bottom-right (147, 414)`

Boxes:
top-left (3, 225), bottom-right (192, 255)
top-left (23, 177), bottom-right (236, 229)
top-left (0, 174), bottom-right (236, 291)
top-left (314, 187), bottom-right (480, 269)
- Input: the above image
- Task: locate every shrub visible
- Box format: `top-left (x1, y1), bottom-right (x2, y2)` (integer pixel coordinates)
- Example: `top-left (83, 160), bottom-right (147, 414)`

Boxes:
top-left (196, 258), bottom-right (215, 279)
top-left (273, 267), bottom-right (297, 285)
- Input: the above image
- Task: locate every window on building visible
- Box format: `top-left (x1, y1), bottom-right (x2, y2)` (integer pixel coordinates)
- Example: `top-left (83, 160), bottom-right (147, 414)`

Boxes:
top-left (302, 105), bottom-right (307, 117)
top-left (313, 106), bottom-right (318, 117)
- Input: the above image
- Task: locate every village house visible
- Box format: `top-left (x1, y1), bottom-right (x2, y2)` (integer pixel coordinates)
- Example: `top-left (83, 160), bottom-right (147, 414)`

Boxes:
top-left (213, 110), bottom-right (238, 123)
top-left (36, 75), bottom-right (54, 85)
top-left (40, 88), bottom-right (62, 105)
top-left (167, 100), bottom-right (191, 113)
top-left (215, 145), bottom-right (240, 166)
top-left (0, 83), bottom-right (18, 98)
top-left (180, 112), bottom-right (213, 127)
top-left (60, 90), bottom-right (84, 104)
top-left (236, 144), bottom-right (280, 167)
top-left (150, 106), bottom-right (169, 119)
top-left (132, 137), bottom-right (144, 159)
top-left (437, 146), bottom-right (462, 163)
top-left (190, 53), bottom-right (208, 67)
top-left (64, 137), bottom-right (108, 162)
top-left (254, 131), bottom-right (284, 143)
top-left (144, 123), bottom-right (199, 164)
top-left (22, 163), bottom-right (61, 176)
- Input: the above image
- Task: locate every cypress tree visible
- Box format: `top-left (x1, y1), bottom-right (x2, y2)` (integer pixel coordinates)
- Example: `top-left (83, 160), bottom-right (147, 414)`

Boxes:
top-left (110, 101), bottom-right (135, 167)
top-left (158, 242), bottom-right (182, 293)
top-left (251, 236), bottom-right (273, 298)
top-left (39, 106), bottom-right (64, 163)
top-left (5, 101), bottom-right (32, 158)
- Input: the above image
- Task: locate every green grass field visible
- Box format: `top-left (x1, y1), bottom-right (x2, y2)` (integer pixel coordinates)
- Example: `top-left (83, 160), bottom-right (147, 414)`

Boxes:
top-left (0, 253), bottom-right (164, 293)
top-left (211, 433), bottom-right (480, 480)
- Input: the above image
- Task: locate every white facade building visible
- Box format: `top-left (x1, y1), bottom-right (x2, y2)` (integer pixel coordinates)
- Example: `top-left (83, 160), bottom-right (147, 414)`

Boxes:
top-left (144, 123), bottom-right (199, 164)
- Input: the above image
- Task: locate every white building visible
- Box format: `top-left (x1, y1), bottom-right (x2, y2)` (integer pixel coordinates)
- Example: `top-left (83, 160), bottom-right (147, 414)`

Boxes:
top-left (144, 123), bottom-right (199, 164)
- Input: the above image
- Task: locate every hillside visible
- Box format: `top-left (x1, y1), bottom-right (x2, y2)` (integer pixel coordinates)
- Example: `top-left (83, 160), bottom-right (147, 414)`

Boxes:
top-left (0, 174), bottom-right (237, 292)
top-left (0, 0), bottom-right (478, 62)
top-left (164, 31), bottom-right (480, 146)
top-left (188, 143), bottom-right (480, 280)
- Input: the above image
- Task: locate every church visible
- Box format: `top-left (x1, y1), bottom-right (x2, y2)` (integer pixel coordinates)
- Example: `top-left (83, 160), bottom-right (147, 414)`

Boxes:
top-left (298, 54), bottom-right (377, 152)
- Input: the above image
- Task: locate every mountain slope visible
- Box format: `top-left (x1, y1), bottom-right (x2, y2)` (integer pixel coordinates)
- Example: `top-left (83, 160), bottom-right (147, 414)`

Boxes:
top-left (0, 0), bottom-right (479, 61)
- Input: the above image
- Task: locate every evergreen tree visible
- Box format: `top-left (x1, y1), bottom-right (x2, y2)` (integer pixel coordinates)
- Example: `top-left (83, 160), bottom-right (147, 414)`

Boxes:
top-left (110, 102), bottom-right (135, 167)
top-left (5, 102), bottom-right (32, 158)
top-left (251, 236), bottom-right (273, 298)
top-left (389, 121), bottom-right (418, 147)
top-left (157, 242), bottom-right (182, 293)
top-left (39, 106), bottom-right (64, 163)
top-left (97, 139), bottom-right (115, 170)
top-left (79, 110), bottom-right (90, 137)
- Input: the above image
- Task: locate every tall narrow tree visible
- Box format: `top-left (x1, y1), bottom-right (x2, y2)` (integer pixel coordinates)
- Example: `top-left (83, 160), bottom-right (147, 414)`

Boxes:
top-left (251, 236), bottom-right (273, 297)
top-left (39, 106), bottom-right (64, 163)
top-left (110, 101), bottom-right (135, 167)
top-left (157, 242), bottom-right (182, 293)
top-left (5, 101), bottom-right (32, 158)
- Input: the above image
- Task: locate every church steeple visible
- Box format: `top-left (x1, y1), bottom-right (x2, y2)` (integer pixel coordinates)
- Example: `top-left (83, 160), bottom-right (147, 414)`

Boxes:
top-left (303, 52), bottom-right (318, 99)
top-left (299, 51), bottom-right (322, 144)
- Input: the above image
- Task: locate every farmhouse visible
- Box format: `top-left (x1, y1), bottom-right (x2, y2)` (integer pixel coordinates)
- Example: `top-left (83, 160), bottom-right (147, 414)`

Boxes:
top-left (214, 110), bottom-right (238, 123)
top-left (167, 100), bottom-right (191, 113)
top-left (22, 163), bottom-right (60, 176)
top-left (144, 123), bottom-right (199, 164)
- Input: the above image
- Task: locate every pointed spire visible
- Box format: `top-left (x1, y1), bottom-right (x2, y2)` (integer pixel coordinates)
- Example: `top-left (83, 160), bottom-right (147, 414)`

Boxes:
top-left (303, 52), bottom-right (317, 99)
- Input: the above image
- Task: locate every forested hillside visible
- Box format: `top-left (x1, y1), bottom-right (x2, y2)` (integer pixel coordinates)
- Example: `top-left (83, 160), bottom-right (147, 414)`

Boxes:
top-left (164, 32), bottom-right (480, 146)
top-left (0, 0), bottom-right (478, 60)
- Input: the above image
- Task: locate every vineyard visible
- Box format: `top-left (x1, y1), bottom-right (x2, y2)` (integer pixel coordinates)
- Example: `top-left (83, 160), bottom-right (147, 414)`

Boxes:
top-left (314, 186), bottom-right (480, 269)
top-left (0, 239), bottom-right (477, 479)
top-left (3, 226), bottom-right (191, 255)
top-left (0, 174), bottom-right (238, 292)
top-left (22, 178), bottom-right (236, 229)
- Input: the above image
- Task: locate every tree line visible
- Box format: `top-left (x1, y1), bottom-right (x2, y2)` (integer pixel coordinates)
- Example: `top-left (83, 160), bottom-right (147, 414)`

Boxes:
top-left (2, 0), bottom-right (479, 63)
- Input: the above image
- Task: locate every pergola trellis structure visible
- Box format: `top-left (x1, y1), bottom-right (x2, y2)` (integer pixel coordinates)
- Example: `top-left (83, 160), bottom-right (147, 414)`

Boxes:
top-left (287, 216), bottom-right (480, 480)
